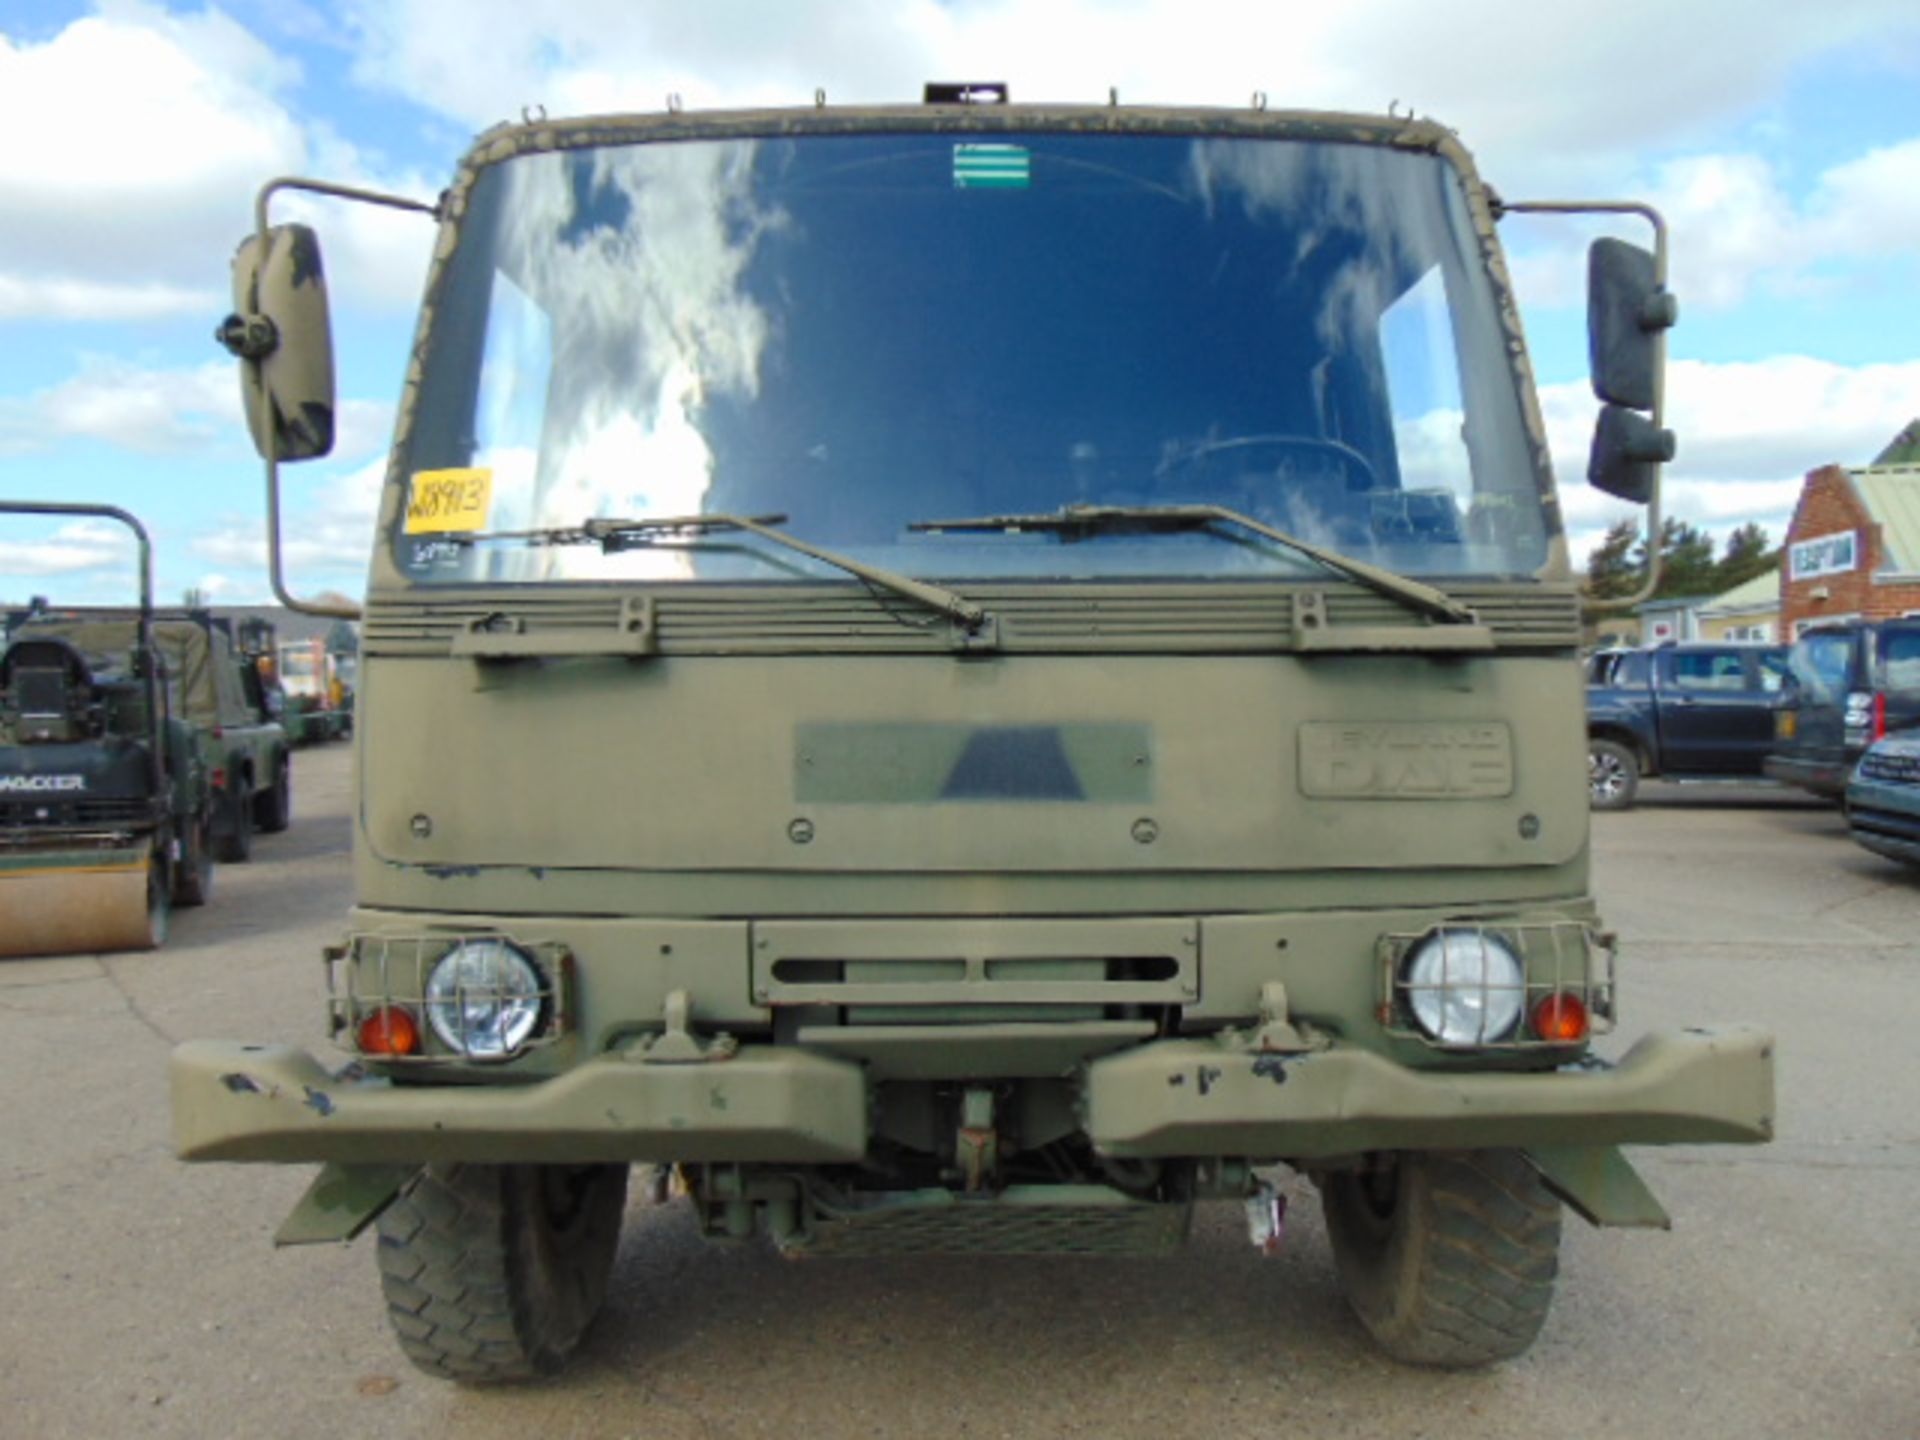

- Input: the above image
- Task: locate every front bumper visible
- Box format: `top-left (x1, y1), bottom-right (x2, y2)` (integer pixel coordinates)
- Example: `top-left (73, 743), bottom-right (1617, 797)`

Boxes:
top-left (173, 1025), bottom-right (1773, 1166)
top-left (1845, 780), bottom-right (1920, 865)
top-left (1084, 1026), bottom-right (1772, 1157)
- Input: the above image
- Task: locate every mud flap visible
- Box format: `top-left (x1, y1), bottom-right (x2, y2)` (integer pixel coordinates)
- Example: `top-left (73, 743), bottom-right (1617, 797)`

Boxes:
top-left (1525, 1144), bottom-right (1670, 1229)
top-left (274, 1161), bottom-right (419, 1246)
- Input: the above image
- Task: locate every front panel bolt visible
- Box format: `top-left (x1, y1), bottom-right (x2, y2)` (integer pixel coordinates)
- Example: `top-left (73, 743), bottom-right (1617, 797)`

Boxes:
top-left (1131, 817), bottom-right (1159, 845)
top-left (788, 818), bottom-right (815, 845)
top-left (410, 813), bottom-right (432, 838)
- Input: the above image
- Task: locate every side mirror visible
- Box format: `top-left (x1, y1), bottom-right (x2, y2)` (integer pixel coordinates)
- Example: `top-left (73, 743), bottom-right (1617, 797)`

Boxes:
top-left (1588, 404), bottom-right (1675, 503)
top-left (216, 224), bottom-right (336, 461)
top-left (1588, 237), bottom-right (1676, 411)
top-left (1589, 407), bottom-right (1681, 506)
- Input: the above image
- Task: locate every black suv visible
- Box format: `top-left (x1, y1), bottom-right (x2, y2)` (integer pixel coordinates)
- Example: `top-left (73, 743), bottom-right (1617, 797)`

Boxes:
top-left (1765, 618), bottom-right (1920, 800)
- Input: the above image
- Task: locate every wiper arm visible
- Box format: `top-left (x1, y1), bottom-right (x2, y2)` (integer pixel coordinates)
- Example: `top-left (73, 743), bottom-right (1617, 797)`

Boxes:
top-left (909, 503), bottom-right (1477, 626)
top-left (473, 512), bottom-right (991, 635)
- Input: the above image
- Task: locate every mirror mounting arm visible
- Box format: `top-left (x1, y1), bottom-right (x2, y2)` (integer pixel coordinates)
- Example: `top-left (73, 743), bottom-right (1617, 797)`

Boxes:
top-left (1497, 199), bottom-right (1671, 614)
top-left (248, 178), bottom-right (440, 621)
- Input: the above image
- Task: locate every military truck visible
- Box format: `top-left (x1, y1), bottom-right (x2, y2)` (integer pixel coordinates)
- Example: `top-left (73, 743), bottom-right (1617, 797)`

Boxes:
top-left (273, 638), bottom-right (351, 743)
top-left (0, 502), bottom-right (217, 954)
top-left (175, 92), bottom-right (1774, 1379)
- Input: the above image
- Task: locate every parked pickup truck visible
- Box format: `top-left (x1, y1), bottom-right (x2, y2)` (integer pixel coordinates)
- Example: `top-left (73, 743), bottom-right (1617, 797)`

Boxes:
top-left (1586, 642), bottom-right (1788, 810)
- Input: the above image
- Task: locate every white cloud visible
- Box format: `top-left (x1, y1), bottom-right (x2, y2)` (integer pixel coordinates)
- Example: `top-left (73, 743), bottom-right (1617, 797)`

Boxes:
top-left (0, 275), bottom-right (215, 322)
top-left (0, 3), bottom-right (433, 322)
top-left (190, 454), bottom-right (387, 599)
top-left (345, 0), bottom-right (1919, 178)
top-left (1809, 137), bottom-right (1920, 257)
top-left (1644, 155), bottom-right (1804, 310)
top-left (0, 519), bottom-right (137, 580)
top-left (1549, 355), bottom-right (1920, 562)
top-left (1504, 133), bottom-right (1920, 320)
top-left (0, 359), bottom-right (236, 454)
top-left (0, 4), bottom-right (302, 318)
top-left (0, 357), bottom-right (394, 460)
top-left (332, 0), bottom-right (1920, 333)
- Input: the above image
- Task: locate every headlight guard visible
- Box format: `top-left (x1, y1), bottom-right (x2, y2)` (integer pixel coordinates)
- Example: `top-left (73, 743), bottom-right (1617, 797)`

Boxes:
top-left (327, 932), bottom-right (571, 1063)
top-left (1378, 920), bottom-right (1615, 1052)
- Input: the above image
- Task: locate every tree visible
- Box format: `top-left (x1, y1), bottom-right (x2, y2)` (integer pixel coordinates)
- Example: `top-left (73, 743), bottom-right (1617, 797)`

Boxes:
top-left (1585, 519), bottom-right (1640, 601)
top-left (1715, 523), bottom-right (1779, 591)
top-left (1643, 518), bottom-right (1719, 597)
top-left (1585, 517), bottom-right (1781, 637)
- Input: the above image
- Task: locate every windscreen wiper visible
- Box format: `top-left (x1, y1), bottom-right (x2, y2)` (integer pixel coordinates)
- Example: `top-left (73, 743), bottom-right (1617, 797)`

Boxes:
top-left (467, 512), bottom-right (992, 636)
top-left (909, 502), bottom-right (1478, 626)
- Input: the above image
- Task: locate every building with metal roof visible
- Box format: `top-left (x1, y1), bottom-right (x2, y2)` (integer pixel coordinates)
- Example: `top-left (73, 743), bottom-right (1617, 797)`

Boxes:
top-left (1780, 422), bottom-right (1920, 638)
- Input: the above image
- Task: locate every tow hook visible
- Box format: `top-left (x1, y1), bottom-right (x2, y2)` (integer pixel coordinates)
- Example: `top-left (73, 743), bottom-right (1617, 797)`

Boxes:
top-left (1246, 1179), bottom-right (1287, 1254)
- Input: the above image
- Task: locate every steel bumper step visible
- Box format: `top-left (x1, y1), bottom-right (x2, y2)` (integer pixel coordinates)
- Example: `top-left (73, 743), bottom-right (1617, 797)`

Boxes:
top-left (171, 1039), bottom-right (869, 1165)
top-left (1084, 1025), bottom-right (1775, 1159)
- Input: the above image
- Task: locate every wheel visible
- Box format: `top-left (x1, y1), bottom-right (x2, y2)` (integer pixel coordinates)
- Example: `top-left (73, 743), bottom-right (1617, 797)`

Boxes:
top-left (212, 782), bottom-right (253, 863)
top-left (170, 810), bottom-right (214, 907)
top-left (253, 758), bottom-right (291, 833)
top-left (1322, 1150), bottom-right (1561, 1367)
top-left (1587, 738), bottom-right (1639, 811)
top-left (375, 1162), bottom-right (628, 1383)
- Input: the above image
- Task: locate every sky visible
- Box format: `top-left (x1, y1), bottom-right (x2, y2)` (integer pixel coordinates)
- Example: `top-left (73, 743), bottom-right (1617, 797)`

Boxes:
top-left (2, 0), bottom-right (1918, 607)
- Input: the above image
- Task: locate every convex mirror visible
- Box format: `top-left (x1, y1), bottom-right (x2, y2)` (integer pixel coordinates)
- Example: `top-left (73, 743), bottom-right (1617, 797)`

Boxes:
top-left (216, 224), bottom-right (336, 462)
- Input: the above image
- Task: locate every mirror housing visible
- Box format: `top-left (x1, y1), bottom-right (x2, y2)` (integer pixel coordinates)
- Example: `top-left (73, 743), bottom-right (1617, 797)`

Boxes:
top-left (217, 224), bottom-right (336, 461)
top-left (1588, 404), bottom-right (1675, 504)
top-left (1588, 237), bottom-right (1676, 412)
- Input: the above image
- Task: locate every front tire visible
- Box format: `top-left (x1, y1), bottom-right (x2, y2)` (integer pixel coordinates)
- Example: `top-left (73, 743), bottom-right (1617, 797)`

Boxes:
top-left (1588, 738), bottom-right (1639, 811)
top-left (376, 1163), bottom-right (628, 1383)
top-left (1322, 1150), bottom-right (1561, 1368)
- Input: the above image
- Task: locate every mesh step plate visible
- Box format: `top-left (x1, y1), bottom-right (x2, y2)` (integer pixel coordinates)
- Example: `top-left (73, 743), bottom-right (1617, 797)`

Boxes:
top-left (785, 1184), bottom-right (1192, 1258)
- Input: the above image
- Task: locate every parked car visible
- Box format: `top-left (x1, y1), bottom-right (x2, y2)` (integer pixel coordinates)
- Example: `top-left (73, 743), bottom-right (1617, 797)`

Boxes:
top-left (1766, 618), bottom-right (1920, 801)
top-left (1585, 642), bottom-right (1788, 810)
top-left (1844, 731), bottom-right (1920, 866)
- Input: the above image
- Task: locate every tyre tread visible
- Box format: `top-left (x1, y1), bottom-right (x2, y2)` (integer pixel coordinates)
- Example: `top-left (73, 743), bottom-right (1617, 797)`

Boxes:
top-left (1324, 1149), bottom-right (1561, 1368)
top-left (373, 1162), bottom-right (624, 1384)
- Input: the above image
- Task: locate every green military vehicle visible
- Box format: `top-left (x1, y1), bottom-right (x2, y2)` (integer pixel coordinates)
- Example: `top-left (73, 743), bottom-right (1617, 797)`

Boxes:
top-left (12, 605), bottom-right (294, 865)
top-left (175, 91), bottom-right (1774, 1380)
top-left (1, 503), bottom-right (219, 953)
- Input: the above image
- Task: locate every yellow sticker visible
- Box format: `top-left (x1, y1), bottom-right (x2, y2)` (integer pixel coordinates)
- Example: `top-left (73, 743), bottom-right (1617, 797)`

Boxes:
top-left (405, 468), bottom-right (494, 534)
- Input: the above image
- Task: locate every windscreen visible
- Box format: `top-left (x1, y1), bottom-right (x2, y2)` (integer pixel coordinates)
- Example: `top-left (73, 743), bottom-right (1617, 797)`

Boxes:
top-left (395, 130), bottom-right (1550, 586)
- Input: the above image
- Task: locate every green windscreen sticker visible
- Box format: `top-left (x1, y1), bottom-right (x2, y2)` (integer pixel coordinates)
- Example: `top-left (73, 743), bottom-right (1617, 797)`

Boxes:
top-left (954, 143), bottom-right (1030, 189)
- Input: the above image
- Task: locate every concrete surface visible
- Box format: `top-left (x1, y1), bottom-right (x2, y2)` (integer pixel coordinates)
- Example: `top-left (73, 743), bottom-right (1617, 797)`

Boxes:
top-left (2, 751), bottom-right (1915, 1438)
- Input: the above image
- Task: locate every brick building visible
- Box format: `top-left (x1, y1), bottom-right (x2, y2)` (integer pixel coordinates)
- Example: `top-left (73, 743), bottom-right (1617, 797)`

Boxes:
top-left (1780, 422), bottom-right (1920, 638)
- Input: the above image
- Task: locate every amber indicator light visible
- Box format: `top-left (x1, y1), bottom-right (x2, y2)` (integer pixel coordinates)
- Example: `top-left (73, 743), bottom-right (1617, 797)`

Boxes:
top-left (1530, 992), bottom-right (1590, 1043)
top-left (357, 1005), bottom-right (421, 1055)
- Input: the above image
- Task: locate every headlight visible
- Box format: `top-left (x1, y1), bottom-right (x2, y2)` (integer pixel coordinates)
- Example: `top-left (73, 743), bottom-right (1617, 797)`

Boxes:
top-left (1401, 930), bottom-right (1524, 1046)
top-left (425, 938), bottom-right (545, 1058)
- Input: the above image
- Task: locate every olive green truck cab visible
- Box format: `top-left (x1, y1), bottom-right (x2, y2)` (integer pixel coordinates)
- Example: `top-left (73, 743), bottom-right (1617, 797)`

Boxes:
top-left (175, 93), bottom-right (1773, 1379)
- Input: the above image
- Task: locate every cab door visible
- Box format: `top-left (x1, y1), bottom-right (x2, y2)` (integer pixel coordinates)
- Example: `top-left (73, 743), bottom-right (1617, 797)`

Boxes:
top-left (1657, 647), bottom-right (1775, 775)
